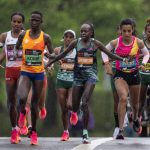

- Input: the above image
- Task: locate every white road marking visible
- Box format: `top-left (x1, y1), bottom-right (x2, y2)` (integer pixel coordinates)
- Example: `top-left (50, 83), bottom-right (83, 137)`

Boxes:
top-left (72, 137), bottom-right (113, 150)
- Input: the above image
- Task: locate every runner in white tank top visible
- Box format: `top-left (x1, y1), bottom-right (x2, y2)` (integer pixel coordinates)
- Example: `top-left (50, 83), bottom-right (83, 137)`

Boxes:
top-left (0, 12), bottom-right (25, 144)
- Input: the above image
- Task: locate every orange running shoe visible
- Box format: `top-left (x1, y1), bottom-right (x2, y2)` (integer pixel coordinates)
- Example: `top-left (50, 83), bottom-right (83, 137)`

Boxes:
top-left (20, 126), bottom-right (28, 135)
top-left (10, 129), bottom-right (19, 144)
top-left (61, 131), bottom-right (69, 141)
top-left (70, 112), bottom-right (78, 125)
top-left (39, 107), bottom-right (47, 120)
top-left (30, 131), bottom-right (38, 145)
top-left (18, 113), bottom-right (26, 128)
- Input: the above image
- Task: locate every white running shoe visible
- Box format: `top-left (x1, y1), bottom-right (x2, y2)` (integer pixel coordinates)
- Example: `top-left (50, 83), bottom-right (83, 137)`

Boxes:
top-left (113, 127), bottom-right (119, 139)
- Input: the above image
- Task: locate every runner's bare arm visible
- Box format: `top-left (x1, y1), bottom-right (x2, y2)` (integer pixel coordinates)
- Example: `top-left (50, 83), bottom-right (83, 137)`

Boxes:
top-left (95, 39), bottom-right (125, 62)
top-left (45, 39), bottom-right (77, 68)
top-left (16, 31), bottom-right (25, 50)
top-left (44, 34), bottom-right (53, 54)
top-left (0, 33), bottom-right (7, 65)
top-left (137, 38), bottom-right (149, 69)
top-left (0, 32), bottom-right (7, 47)
top-left (0, 48), bottom-right (6, 64)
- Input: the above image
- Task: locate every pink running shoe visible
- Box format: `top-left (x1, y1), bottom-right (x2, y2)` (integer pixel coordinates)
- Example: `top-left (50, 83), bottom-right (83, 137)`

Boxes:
top-left (18, 113), bottom-right (26, 128)
top-left (70, 112), bottom-right (78, 125)
top-left (10, 129), bottom-right (19, 144)
top-left (61, 131), bottom-right (69, 141)
top-left (39, 107), bottom-right (47, 120)
top-left (20, 126), bottom-right (28, 135)
top-left (17, 128), bottom-right (22, 142)
top-left (30, 131), bottom-right (38, 145)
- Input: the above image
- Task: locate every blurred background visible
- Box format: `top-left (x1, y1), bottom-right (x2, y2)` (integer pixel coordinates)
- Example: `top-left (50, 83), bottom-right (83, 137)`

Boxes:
top-left (0, 0), bottom-right (150, 137)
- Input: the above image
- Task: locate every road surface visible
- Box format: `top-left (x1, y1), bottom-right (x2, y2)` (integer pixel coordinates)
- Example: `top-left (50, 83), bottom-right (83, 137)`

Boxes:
top-left (0, 137), bottom-right (150, 150)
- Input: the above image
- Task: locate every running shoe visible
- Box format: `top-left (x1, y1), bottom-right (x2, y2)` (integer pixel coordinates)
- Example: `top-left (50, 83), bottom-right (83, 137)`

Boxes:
top-left (20, 125), bottom-right (28, 135)
top-left (133, 118), bottom-right (142, 135)
top-left (18, 113), bottom-right (26, 128)
top-left (70, 112), bottom-right (78, 125)
top-left (16, 127), bottom-right (21, 142)
top-left (116, 129), bottom-right (124, 140)
top-left (30, 131), bottom-right (38, 145)
top-left (18, 132), bottom-right (22, 142)
top-left (61, 131), bottom-right (69, 141)
top-left (82, 134), bottom-right (90, 144)
top-left (113, 127), bottom-right (119, 139)
top-left (27, 126), bottom-right (32, 138)
top-left (39, 107), bottom-right (47, 120)
top-left (10, 129), bottom-right (19, 144)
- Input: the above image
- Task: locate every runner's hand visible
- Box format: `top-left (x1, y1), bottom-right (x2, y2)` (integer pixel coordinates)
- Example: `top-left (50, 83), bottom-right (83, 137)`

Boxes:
top-left (103, 62), bottom-right (113, 76)
top-left (46, 64), bottom-right (54, 74)
top-left (123, 58), bottom-right (129, 64)
top-left (0, 65), bottom-right (4, 69)
top-left (128, 55), bottom-right (135, 62)
top-left (138, 64), bottom-right (145, 71)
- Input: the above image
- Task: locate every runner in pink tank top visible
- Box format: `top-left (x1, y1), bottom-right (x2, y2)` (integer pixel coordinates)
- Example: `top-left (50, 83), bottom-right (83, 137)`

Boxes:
top-left (101, 18), bottom-right (149, 139)
top-left (115, 35), bottom-right (139, 72)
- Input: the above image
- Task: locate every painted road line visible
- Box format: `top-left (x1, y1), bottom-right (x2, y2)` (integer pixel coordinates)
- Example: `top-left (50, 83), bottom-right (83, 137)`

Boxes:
top-left (72, 137), bottom-right (113, 150)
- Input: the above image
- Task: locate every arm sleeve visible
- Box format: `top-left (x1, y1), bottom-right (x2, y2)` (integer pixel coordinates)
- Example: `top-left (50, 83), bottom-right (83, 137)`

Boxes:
top-left (141, 46), bottom-right (149, 64)
top-left (101, 43), bottom-right (113, 63)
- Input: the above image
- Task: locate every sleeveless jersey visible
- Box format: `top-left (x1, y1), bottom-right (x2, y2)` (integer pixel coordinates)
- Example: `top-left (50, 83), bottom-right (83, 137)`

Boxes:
top-left (111, 48), bottom-right (116, 69)
top-left (57, 46), bottom-right (76, 82)
top-left (75, 38), bottom-right (97, 69)
top-left (74, 38), bottom-right (98, 81)
top-left (21, 30), bottom-right (45, 73)
top-left (139, 40), bottom-right (150, 74)
top-left (115, 36), bottom-right (139, 73)
top-left (5, 31), bottom-right (22, 67)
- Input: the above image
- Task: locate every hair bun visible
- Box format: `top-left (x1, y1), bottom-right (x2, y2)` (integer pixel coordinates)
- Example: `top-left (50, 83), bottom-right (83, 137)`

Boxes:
top-left (146, 18), bottom-right (150, 23)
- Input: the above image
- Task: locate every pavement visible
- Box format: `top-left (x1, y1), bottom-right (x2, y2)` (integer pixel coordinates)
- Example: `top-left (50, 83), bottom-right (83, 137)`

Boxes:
top-left (0, 137), bottom-right (150, 150)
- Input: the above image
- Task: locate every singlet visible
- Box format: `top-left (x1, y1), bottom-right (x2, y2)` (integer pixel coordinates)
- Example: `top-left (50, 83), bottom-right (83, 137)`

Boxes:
top-left (139, 39), bottom-right (150, 74)
top-left (115, 36), bottom-right (139, 73)
top-left (5, 31), bottom-right (22, 67)
top-left (21, 30), bottom-right (45, 73)
top-left (75, 38), bottom-right (97, 70)
top-left (57, 46), bottom-right (76, 82)
top-left (111, 48), bottom-right (116, 69)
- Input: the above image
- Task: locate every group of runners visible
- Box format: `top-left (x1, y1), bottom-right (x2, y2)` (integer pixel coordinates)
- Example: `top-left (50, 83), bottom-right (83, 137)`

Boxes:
top-left (0, 10), bottom-right (150, 145)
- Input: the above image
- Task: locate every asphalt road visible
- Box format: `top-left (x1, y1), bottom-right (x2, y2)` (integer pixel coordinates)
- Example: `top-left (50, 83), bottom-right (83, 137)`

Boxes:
top-left (0, 137), bottom-right (150, 150)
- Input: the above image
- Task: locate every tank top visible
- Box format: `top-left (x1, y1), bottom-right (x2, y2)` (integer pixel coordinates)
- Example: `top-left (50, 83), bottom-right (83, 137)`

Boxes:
top-left (75, 38), bottom-right (97, 70)
top-left (21, 30), bottom-right (45, 73)
top-left (139, 39), bottom-right (150, 74)
top-left (57, 46), bottom-right (76, 82)
top-left (5, 31), bottom-right (22, 67)
top-left (115, 36), bottom-right (139, 73)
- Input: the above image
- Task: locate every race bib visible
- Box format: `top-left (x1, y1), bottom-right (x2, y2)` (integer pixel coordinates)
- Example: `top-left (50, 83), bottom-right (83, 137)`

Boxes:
top-left (7, 44), bottom-right (22, 61)
top-left (77, 57), bottom-right (93, 65)
top-left (25, 49), bottom-right (42, 66)
top-left (145, 63), bottom-right (150, 71)
top-left (120, 59), bottom-right (136, 72)
top-left (60, 63), bottom-right (74, 71)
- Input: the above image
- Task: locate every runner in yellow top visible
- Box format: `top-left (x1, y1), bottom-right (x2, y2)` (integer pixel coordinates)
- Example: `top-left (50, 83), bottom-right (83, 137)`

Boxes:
top-left (15, 11), bottom-right (53, 145)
